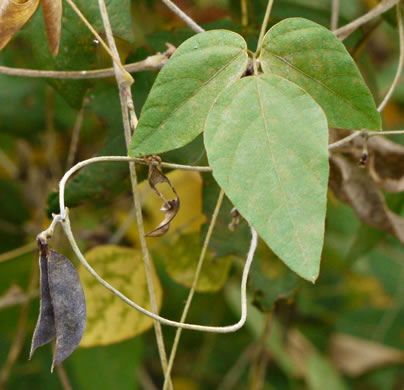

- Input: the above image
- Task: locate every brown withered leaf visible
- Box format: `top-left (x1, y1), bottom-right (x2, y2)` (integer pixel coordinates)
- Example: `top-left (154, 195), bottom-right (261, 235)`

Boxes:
top-left (42, 0), bottom-right (62, 56)
top-left (329, 155), bottom-right (404, 245)
top-left (0, 0), bottom-right (40, 50)
top-left (329, 333), bottom-right (404, 377)
top-left (366, 136), bottom-right (404, 193)
top-left (145, 159), bottom-right (180, 237)
top-left (30, 238), bottom-right (86, 371)
top-left (329, 129), bottom-right (404, 192)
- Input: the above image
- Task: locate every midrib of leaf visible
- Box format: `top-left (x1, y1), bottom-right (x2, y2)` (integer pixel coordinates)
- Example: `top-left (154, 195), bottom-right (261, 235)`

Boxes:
top-left (255, 77), bottom-right (308, 265)
top-left (264, 51), bottom-right (372, 124)
top-left (147, 49), bottom-right (246, 131)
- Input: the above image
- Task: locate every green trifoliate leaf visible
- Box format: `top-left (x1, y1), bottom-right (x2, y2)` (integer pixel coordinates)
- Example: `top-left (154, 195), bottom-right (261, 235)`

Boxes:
top-left (129, 30), bottom-right (248, 157)
top-left (204, 74), bottom-right (329, 281)
top-left (260, 17), bottom-right (381, 130)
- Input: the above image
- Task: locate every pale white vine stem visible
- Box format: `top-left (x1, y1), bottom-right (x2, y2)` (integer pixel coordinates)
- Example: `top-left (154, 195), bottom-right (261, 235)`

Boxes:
top-left (161, 0), bottom-right (205, 33)
top-left (0, 52), bottom-right (169, 79)
top-left (334, 0), bottom-right (400, 40)
top-left (58, 156), bottom-right (212, 219)
top-left (378, 2), bottom-right (404, 112)
top-left (57, 213), bottom-right (258, 333)
top-left (162, 189), bottom-right (225, 390)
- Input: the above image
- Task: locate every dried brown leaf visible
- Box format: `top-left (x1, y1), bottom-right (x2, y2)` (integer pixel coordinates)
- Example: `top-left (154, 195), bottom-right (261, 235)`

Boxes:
top-left (42, 0), bottom-right (62, 56)
top-left (329, 333), bottom-right (404, 377)
top-left (145, 162), bottom-right (180, 237)
top-left (329, 155), bottom-right (404, 245)
top-left (0, 0), bottom-right (40, 50)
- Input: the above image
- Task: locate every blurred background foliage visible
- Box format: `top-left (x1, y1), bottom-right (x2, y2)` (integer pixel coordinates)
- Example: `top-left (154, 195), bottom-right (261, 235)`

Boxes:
top-left (0, 0), bottom-right (404, 389)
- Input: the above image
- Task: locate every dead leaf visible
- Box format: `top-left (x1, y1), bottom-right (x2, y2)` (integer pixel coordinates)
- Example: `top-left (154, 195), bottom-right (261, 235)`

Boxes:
top-left (42, 0), bottom-right (62, 56)
top-left (145, 159), bottom-right (180, 237)
top-left (0, 0), bottom-right (40, 50)
top-left (329, 155), bottom-right (404, 245)
top-left (329, 129), bottom-right (404, 192)
top-left (366, 136), bottom-right (404, 192)
top-left (30, 238), bottom-right (86, 371)
top-left (329, 333), bottom-right (404, 376)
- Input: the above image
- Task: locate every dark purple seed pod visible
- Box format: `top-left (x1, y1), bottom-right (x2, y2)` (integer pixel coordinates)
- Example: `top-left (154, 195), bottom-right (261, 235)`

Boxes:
top-left (48, 249), bottom-right (86, 371)
top-left (30, 239), bottom-right (56, 359)
top-left (30, 240), bottom-right (86, 372)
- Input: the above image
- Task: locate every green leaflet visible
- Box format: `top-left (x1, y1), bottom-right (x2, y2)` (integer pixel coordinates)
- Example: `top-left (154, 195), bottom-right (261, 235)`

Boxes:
top-left (204, 74), bottom-right (329, 281)
top-left (260, 18), bottom-right (381, 130)
top-left (129, 30), bottom-right (248, 157)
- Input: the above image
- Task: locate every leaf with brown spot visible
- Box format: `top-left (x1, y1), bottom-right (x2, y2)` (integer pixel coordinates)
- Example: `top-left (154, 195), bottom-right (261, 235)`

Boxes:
top-left (145, 162), bottom-right (180, 237)
top-left (329, 155), bottom-right (404, 245)
top-left (42, 0), bottom-right (62, 56)
top-left (0, 0), bottom-right (40, 50)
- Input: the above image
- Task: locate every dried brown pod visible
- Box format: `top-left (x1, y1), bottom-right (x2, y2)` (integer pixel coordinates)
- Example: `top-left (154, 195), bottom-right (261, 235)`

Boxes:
top-left (145, 157), bottom-right (180, 237)
top-left (30, 238), bottom-right (86, 371)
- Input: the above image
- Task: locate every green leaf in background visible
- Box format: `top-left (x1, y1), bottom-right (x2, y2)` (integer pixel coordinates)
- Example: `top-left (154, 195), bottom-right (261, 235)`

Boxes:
top-left (249, 241), bottom-right (299, 312)
top-left (201, 173), bottom-right (251, 259)
top-left (78, 245), bottom-right (162, 347)
top-left (20, 0), bottom-right (133, 108)
top-left (162, 233), bottom-right (232, 293)
top-left (260, 18), bottom-right (381, 130)
top-left (204, 74), bottom-right (329, 281)
top-left (129, 30), bottom-right (248, 157)
top-left (69, 338), bottom-right (142, 390)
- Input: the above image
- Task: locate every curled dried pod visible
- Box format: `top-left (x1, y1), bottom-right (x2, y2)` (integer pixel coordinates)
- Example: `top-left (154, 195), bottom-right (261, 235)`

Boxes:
top-left (30, 237), bottom-right (86, 371)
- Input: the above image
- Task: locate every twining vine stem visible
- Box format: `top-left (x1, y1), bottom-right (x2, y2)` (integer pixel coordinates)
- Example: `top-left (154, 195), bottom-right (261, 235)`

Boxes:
top-left (38, 210), bottom-right (258, 333)
top-left (256, 0), bottom-right (275, 53)
top-left (160, 0), bottom-right (205, 33)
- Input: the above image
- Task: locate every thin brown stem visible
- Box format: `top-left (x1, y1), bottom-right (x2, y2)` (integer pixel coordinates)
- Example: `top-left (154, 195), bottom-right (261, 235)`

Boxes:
top-left (66, 95), bottom-right (89, 170)
top-left (331, 0), bottom-right (340, 30)
top-left (162, 190), bottom-right (225, 390)
top-left (0, 242), bottom-right (37, 264)
top-left (256, 0), bottom-right (275, 53)
top-left (96, 0), bottom-right (172, 387)
top-left (334, 0), bottom-right (400, 40)
top-left (0, 52), bottom-right (169, 79)
top-left (241, 0), bottom-right (248, 27)
top-left (378, 2), bottom-right (404, 112)
top-left (0, 258), bottom-right (39, 387)
top-left (56, 364), bottom-right (74, 390)
top-left (160, 0), bottom-right (204, 33)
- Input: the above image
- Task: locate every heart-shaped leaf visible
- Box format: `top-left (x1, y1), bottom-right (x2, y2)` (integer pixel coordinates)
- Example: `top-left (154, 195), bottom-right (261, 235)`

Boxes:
top-left (260, 18), bottom-right (381, 130)
top-left (129, 29), bottom-right (248, 157)
top-left (204, 74), bottom-right (329, 281)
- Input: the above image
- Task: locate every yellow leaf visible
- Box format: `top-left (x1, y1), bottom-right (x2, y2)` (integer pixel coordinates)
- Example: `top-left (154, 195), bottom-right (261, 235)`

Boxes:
top-left (163, 233), bottom-right (233, 293)
top-left (42, 0), bottom-right (62, 56)
top-left (78, 245), bottom-right (162, 347)
top-left (0, 0), bottom-right (40, 50)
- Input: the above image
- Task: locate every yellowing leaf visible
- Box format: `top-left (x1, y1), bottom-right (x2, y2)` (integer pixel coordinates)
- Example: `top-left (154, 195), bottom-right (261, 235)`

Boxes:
top-left (163, 233), bottom-right (233, 293)
top-left (117, 170), bottom-right (205, 247)
top-left (78, 245), bottom-right (162, 347)
top-left (0, 0), bottom-right (40, 50)
top-left (42, 0), bottom-right (62, 56)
